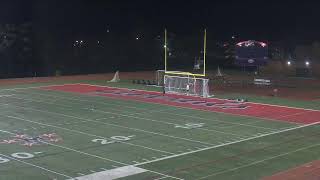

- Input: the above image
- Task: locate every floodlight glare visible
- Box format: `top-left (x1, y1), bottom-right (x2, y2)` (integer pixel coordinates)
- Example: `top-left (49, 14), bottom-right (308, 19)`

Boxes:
top-left (287, 61), bottom-right (291, 65)
top-left (305, 61), bottom-right (310, 66)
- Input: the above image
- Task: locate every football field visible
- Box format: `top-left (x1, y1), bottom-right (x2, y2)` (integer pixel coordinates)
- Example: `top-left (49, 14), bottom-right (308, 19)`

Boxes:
top-left (0, 82), bottom-right (320, 180)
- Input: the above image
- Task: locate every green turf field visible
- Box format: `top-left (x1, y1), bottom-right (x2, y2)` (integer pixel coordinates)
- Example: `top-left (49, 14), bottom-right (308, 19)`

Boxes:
top-left (0, 80), bottom-right (319, 180)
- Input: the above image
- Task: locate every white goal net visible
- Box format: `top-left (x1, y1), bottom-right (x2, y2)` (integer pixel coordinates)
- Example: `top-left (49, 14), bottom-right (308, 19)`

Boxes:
top-left (164, 75), bottom-right (210, 98)
top-left (156, 70), bottom-right (165, 86)
top-left (108, 71), bottom-right (120, 82)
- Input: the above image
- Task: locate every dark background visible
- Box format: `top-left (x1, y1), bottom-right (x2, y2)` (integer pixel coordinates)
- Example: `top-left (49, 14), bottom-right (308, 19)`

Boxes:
top-left (1, 0), bottom-right (320, 78)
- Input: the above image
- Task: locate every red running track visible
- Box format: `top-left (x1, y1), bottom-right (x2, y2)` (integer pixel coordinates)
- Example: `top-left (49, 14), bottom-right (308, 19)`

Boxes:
top-left (41, 84), bottom-right (320, 125)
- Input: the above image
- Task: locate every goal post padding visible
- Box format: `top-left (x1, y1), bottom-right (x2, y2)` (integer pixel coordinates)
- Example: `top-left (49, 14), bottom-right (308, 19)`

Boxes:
top-left (164, 74), bottom-right (210, 98)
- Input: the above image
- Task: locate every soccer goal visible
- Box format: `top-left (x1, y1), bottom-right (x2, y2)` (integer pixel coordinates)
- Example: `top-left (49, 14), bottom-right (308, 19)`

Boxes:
top-left (164, 74), bottom-right (210, 98)
top-left (156, 70), bottom-right (165, 86)
top-left (108, 71), bottom-right (120, 82)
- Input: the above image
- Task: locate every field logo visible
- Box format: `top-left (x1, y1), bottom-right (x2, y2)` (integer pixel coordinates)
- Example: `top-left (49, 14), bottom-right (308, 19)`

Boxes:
top-left (0, 133), bottom-right (62, 147)
top-left (92, 89), bottom-right (248, 110)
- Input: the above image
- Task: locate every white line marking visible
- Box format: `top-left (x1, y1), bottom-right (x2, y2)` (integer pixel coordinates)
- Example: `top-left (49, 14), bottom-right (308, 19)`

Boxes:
top-left (2, 103), bottom-right (215, 146)
top-left (0, 128), bottom-right (128, 165)
top-left (0, 94), bottom-right (15, 97)
top-left (134, 121), bottom-right (320, 166)
top-left (154, 176), bottom-right (168, 180)
top-left (68, 166), bottom-right (148, 180)
top-left (8, 95), bottom-right (73, 109)
top-left (0, 153), bottom-right (73, 178)
top-left (34, 152), bottom-right (43, 154)
top-left (197, 142), bottom-right (320, 179)
top-left (0, 128), bottom-right (183, 180)
top-left (13, 87), bottom-right (286, 131)
top-left (77, 173), bottom-right (85, 176)
top-left (5, 115), bottom-right (174, 155)
top-left (84, 107), bottom-right (246, 138)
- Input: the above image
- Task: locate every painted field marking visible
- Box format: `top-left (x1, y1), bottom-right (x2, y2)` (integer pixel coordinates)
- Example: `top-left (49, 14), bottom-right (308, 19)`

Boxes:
top-left (7, 92), bottom-right (246, 138)
top-left (79, 83), bottom-right (320, 112)
top-left (14, 89), bottom-right (299, 139)
top-left (5, 115), bottom-right (174, 155)
top-left (0, 128), bottom-right (183, 180)
top-left (134, 121), bottom-right (320, 167)
top-left (154, 176), bottom-right (169, 180)
top-left (0, 152), bottom-right (72, 179)
top-left (197, 142), bottom-right (320, 179)
top-left (14, 87), bottom-right (280, 129)
top-left (2, 103), bottom-right (217, 146)
top-left (0, 94), bottom-right (15, 97)
top-left (12, 88), bottom-right (286, 131)
top-left (7, 94), bottom-right (256, 138)
top-left (89, 108), bottom-right (246, 137)
top-left (68, 165), bottom-right (148, 180)
top-left (0, 128), bottom-right (128, 166)
top-left (7, 95), bottom-right (73, 108)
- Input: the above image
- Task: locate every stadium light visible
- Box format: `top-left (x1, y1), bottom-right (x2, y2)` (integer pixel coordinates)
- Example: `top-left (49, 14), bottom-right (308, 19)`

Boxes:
top-left (287, 61), bottom-right (291, 66)
top-left (305, 61), bottom-right (310, 66)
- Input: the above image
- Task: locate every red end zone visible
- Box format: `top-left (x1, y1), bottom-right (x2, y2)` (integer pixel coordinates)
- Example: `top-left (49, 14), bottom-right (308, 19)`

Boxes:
top-left (262, 160), bottom-right (320, 180)
top-left (41, 84), bottom-right (320, 125)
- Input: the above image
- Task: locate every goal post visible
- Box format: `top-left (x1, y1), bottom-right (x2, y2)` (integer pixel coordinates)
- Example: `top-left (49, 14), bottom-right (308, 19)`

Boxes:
top-left (164, 74), bottom-right (210, 98)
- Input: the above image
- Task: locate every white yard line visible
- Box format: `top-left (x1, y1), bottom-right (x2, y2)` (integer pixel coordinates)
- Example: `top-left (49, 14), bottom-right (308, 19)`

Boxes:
top-left (134, 121), bottom-right (320, 166)
top-left (153, 176), bottom-right (169, 180)
top-left (0, 102), bottom-right (215, 146)
top-left (0, 152), bottom-right (73, 179)
top-left (197, 143), bottom-right (320, 179)
top-left (14, 88), bottom-right (293, 129)
top-left (0, 129), bottom-right (183, 180)
top-left (9, 91), bottom-right (274, 136)
top-left (0, 129), bottom-right (128, 166)
top-left (89, 108), bottom-right (247, 138)
top-left (5, 115), bottom-right (174, 155)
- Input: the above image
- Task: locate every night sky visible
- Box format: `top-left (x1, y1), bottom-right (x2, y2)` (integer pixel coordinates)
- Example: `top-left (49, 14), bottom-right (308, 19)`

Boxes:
top-left (30, 0), bottom-right (320, 41)
top-left (2, 1), bottom-right (320, 41)
top-left (0, 0), bottom-right (320, 77)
